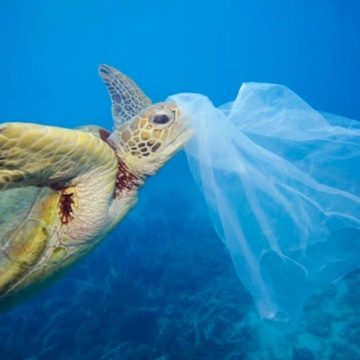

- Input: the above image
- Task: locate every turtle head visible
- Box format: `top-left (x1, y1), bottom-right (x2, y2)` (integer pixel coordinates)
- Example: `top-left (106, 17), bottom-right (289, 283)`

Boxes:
top-left (112, 102), bottom-right (192, 176)
top-left (99, 64), bottom-right (192, 178)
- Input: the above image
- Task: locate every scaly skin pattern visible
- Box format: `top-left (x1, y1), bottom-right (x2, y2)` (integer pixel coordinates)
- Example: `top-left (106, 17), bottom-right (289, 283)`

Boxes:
top-left (108, 103), bottom-right (191, 178)
top-left (0, 124), bottom-right (123, 298)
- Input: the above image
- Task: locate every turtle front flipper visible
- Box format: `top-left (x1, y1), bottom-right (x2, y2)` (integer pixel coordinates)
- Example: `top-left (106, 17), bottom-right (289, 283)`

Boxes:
top-left (0, 122), bottom-right (119, 301)
top-left (0, 122), bottom-right (117, 189)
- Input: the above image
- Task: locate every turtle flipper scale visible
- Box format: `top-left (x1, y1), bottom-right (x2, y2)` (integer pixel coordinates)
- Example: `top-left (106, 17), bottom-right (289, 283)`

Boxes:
top-left (99, 64), bottom-right (152, 128)
top-left (0, 122), bottom-right (117, 190)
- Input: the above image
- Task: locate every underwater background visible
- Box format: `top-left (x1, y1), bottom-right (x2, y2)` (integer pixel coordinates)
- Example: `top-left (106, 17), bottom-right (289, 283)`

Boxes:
top-left (1, 0), bottom-right (360, 359)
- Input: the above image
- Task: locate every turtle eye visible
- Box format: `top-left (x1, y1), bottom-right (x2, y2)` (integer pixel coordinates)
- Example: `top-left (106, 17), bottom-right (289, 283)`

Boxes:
top-left (152, 114), bottom-right (170, 125)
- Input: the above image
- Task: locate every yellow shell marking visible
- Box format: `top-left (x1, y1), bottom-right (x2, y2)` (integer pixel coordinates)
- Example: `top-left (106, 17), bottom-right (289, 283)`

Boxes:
top-left (0, 191), bottom-right (60, 294)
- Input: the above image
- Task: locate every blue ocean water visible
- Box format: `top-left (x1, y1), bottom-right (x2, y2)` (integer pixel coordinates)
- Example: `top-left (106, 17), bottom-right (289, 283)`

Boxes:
top-left (0, 0), bottom-right (360, 359)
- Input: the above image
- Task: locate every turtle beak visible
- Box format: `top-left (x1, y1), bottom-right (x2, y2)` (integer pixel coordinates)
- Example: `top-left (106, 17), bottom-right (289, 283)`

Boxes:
top-left (167, 128), bottom-right (194, 159)
top-left (164, 107), bottom-right (194, 157)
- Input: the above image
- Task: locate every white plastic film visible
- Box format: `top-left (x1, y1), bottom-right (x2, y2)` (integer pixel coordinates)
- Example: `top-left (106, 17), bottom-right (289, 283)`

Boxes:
top-left (168, 83), bottom-right (360, 324)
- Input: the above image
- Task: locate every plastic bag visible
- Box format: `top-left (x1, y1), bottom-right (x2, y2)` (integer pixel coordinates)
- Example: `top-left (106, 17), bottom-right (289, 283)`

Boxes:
top-left (168, 83), bottom-right (360, 324)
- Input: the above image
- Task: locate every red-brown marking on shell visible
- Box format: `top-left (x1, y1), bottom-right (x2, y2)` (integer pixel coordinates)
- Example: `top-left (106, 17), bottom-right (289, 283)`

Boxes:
top-left (59, 191), bottom-right (74, 224)
top-left (98, 129), bottom-right (143, 198)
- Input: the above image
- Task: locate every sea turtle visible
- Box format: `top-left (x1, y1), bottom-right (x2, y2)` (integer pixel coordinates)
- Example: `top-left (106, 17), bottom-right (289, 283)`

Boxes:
top-left (0, 65), bottom-right (192, 305)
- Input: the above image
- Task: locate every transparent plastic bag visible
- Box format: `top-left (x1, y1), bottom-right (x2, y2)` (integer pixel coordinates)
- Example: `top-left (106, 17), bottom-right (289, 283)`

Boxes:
top-left (168, 83), bottom-right (360, 324)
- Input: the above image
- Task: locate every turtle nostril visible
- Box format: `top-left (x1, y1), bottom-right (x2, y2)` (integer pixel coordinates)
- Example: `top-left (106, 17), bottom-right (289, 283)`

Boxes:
top-left (152, 114), bottom-right (170, 124)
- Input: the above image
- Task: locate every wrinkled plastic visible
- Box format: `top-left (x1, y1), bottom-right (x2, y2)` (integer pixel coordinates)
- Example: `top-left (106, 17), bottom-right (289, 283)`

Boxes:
top-left (168, 83), bottom-right (360, 324)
